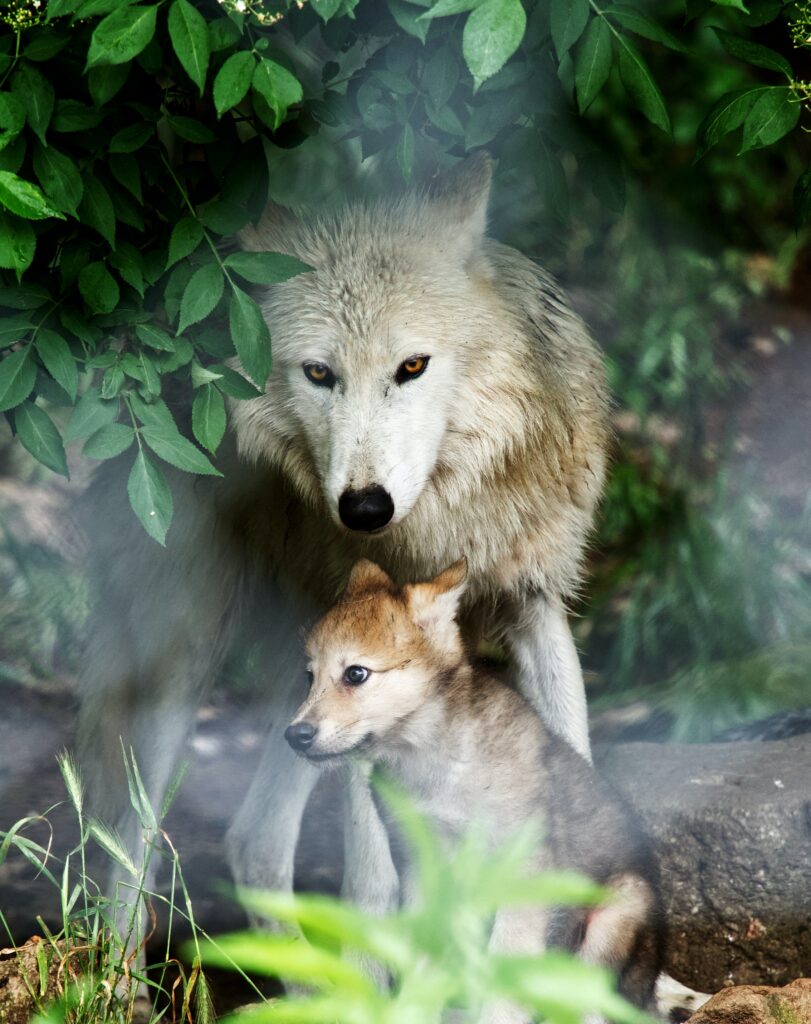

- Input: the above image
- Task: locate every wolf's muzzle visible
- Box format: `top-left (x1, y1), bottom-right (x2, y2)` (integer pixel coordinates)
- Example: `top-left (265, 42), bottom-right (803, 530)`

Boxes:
top-left (339, 486), bottom-right (394, 531)
top-left (285, 721), bottom-right (317, 751)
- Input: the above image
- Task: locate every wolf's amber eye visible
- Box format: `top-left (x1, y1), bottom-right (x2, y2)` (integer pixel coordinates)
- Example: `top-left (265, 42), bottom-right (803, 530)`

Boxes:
top-left (344, 665), bottom-right (369, 686)
top-left (303, 362), bottom-right (335, 388)
top-left (395, 355), bottom-right (429, 384)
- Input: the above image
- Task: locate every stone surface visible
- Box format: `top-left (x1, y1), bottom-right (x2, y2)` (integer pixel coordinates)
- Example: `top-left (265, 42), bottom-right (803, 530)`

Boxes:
top-left (597, 737), bottom-right (811, 993)
top-left (686, 978), bottom-right (811, 1024)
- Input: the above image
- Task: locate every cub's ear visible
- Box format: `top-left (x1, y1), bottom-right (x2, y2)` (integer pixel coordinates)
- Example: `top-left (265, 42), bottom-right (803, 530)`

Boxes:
top-left (426, 153), bottom-right (492, 259)
top-left (237, 201), bottom-right (302, 254)
top-left (344, 559), bottom-right (394, 598)
top-left (405, 558), bottom-right (468, 638)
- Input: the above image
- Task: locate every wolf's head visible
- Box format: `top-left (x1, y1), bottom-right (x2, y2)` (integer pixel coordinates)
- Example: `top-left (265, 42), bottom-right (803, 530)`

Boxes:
top-left (230, 154), bottom-right (495, 534)
top-left (285, 558), bottom-right (468, 762)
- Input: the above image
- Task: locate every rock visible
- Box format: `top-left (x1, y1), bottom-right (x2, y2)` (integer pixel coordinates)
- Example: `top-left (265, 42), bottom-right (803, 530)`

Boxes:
top-left (0, 937), bottom-right (82, 1023)
top-left (596, 737), bottom-right (811, 993)
top-left (686, 978), bottom-right (811, 1023)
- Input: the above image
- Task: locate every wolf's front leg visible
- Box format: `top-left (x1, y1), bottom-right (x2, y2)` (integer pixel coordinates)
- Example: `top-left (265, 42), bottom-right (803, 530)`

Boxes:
top-left (505, 591), bottom-right (591, 762)
top-left (226, 703), bottom-right (321, 901)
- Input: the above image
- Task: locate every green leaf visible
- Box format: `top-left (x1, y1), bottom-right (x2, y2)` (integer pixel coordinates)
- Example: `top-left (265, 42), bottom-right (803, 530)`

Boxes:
top-left (575, 17), bottom-right (612, 113)
top-left (422, 45), bottom-right (460, 108)
top-left (87, 5), bottom-right (159, 68)
top-left (100, 363), bottom-right (125, 399)
top-left (225, 252), bottom-right (314, 287)
top-left (32, 142), bottom-right (83, 217)
top-left (192, 383), bottom-right (226, 453)
top-left (710, 0), bottom-right (749, 10)
top-left (550, 0), bottom-right (589, 60)
top-left (387, 0), bottom-right (429, 41)
top-left (419, 0), bottom-right (481, 19)
top-left (740, 88), bottom-right (799, 152)
top-left (166, 217), bottom-right (204, 270)
top-left (127, 448), bottom-right (173, 544)
top-left (229, 284), bottom-right (272, 388)
top-left (0, 171), bottom-right (64, 220)
top-left (122, 350), bottom-right (161, 396)
top-left (213, 50), bottom-right (255, 118)
top-left (617, 37), bottom-right (671, 135)
top-left (463, 0), bottom-right (527, 87)
top-left (141, 423), bottom-right (221, 475)
top-left (0, 210), bottom-right (35, 274)
top-left (109, 121), bottom-right (154, 153)
top-left (396, 123), bottom-right (415, 182)
top-left (64, 388), bottom-right (118, 441)
top-left (83, 421), bottom-right (134, 459)
top-left (78, 175), bottom-right (116, 247)
top-left (109, 153), bottom-right (142, 202)
top-left (78, 261), bottom-right (120, 314)
top-left (713, 28), bottom-right (792, 79)
top-left (252, 58), bottom-right (303, 131)
top-left (11, 64), bottom-right (54, 146)
top-left (51, 99), bottom-right (101, 133)
top-left (87, 63), bottom-right (131, 106)
top-left (177, 263), bottom-right (224, 334)
top-left (0, 93), bottom-right (26, 152)
top-left (14, 400), bottom-right (69, 476)
top-left (135, 323), bottom-right (176, 351)
top-left (212, 363), bottom-right (262, 400)
top-left (166, 115), bottom-right (216, 143)
top-left (35, 329), bottom-right (78, 401)
top-left (695, 86), bottom-right (764, 158)
top-left (109, 241), bottom-right (145, 295)
top-left (0, 347), bottom-right (36, 411)
top-left (603, 5), bottom-right (687, 53)
top-left (168, 0), bottom-right (210, 95)
top-left (311, 0), bottom-right (344, 19)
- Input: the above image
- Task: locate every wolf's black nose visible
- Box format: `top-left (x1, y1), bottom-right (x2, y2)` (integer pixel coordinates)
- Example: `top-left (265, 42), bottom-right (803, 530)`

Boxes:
top-left (339, 486), bottom-right (394, 532)
top-left (285, 722), bottom-right (317, 751)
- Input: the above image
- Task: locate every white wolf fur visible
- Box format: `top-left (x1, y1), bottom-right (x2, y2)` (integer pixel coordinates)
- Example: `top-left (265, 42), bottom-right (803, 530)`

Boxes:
top-left (76, 154), bottom-right (609, 955)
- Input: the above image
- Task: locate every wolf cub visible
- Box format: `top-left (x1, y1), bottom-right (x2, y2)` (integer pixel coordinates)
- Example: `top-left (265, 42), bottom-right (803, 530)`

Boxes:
top-left (286, 558), bottom-right (664, 1023)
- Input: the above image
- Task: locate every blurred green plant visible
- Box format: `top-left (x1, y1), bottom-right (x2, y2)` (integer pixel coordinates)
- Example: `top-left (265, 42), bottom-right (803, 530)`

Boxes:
top-left (198, 782), bottom-right (647, 1024)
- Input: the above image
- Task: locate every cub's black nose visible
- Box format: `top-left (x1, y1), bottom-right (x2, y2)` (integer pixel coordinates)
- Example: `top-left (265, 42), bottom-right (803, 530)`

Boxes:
top-left (339, 486), bottom-right (394, 532)
top-left (285, 721), bottom-right (317, 751)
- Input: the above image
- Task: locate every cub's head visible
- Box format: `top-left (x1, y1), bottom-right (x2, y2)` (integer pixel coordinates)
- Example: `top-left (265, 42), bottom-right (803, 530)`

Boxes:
top-left (285, 558), bottom-right (468, 763)
top-left (229, 153), bottom-right (496, 534)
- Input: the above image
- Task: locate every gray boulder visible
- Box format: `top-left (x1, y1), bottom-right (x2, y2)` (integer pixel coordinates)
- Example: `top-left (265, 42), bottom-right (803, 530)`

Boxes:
top-left (597, 736), bottom-right (811, 992)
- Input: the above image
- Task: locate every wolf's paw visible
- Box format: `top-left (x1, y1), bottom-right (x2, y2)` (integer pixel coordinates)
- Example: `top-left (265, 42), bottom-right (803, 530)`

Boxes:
top-left (655, 972), bottom-right (711, 1022)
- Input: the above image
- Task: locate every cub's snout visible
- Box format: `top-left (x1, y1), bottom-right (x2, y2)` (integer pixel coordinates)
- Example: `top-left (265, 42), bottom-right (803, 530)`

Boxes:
top-left (285, 721), bottom-right (317, 751)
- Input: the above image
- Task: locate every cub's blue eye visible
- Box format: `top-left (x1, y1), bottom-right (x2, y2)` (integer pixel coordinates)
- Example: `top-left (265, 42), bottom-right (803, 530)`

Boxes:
top-left (344, 665), bottom-right (369, 685)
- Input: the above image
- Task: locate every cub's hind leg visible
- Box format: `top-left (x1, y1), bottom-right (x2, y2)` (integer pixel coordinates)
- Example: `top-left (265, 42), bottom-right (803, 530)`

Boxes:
top-left (579, 873), bottom-right (663, 1016)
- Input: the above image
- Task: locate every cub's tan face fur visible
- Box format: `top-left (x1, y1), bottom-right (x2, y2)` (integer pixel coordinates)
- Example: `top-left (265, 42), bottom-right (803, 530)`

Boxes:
top-left (288, 559), bottom-right (467, 761)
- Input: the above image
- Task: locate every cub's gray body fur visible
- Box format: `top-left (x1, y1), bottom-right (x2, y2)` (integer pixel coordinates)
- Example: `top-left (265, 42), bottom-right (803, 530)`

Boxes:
top-left (76, 155), bottom-right (609, 949)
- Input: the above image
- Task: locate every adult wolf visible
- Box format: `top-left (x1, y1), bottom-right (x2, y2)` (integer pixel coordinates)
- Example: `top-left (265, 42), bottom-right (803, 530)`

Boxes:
top-left (77, 153), bottom-right (609, 938)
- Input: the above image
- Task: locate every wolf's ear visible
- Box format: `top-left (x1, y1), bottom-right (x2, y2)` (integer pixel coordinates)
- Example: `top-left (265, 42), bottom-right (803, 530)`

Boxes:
top-left (344, 559), bottom-right (394, 598)
top-left (238, 201), bottom-right (302, 254)
top-left (426, 153), bottom-right (492, 259)
top-left (405, 558), bottom-right (468, 640)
